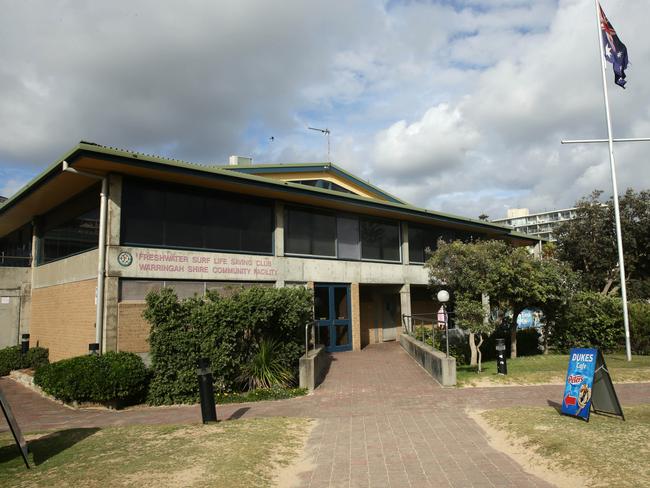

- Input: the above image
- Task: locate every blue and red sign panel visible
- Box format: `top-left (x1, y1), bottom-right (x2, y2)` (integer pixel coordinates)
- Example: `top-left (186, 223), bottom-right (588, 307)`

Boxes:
top-left (561, 348), bottom-right (597, 420)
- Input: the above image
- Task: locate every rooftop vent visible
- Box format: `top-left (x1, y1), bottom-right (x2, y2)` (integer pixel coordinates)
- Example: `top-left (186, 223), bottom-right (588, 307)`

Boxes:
top-left (229, 155), bottom-right (253, 166)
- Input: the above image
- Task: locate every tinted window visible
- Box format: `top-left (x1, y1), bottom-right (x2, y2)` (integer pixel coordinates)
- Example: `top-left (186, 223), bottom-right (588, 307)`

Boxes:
top-left (121, 178), bottom-right (273, 254)
top-left (0, 223), bottom-right (32, 267)
top-left (336, 216), bottom-right (360, 260)
top-left (285, 207), bottom-right (336, 256)
top-left (40, 187), bottom-right (100, 264)
top-left (360, 218), bottom-right (400, 261)
top-left (408, 224), bottom-right (480, 263)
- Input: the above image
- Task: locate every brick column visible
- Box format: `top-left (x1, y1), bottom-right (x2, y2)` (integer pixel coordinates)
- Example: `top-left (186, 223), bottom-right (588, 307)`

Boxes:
top-left (351, 282), bottom-right (361, 351)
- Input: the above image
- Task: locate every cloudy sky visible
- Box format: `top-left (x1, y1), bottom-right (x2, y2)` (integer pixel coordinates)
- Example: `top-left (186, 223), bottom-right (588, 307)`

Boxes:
top-left (1, 0), bottom-right (648, 219)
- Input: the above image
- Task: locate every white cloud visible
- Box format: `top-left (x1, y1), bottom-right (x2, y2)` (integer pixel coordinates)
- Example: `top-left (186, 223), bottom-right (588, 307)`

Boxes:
top-left (374, 103), bottom-right (480, 177)
top-left (0, 0), bottom-right (648, 223)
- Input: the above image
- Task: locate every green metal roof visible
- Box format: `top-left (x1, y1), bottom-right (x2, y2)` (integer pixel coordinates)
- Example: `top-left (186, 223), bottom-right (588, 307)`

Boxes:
top-left (0, 141), bottom-right (543, 244)
top-left (223, 161), bottom-right (406, 204)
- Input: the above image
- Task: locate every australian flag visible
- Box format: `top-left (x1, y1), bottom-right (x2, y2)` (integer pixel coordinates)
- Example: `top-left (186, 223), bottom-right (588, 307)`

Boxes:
top-left (599, 4), bottom-right (629, 88)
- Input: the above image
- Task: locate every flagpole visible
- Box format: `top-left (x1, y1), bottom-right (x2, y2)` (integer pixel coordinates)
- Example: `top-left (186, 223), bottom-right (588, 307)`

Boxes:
top-left (594, 0), bottom-right (632, 361)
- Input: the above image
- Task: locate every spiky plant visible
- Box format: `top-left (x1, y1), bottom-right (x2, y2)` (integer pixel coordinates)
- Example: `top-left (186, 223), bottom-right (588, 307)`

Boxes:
top-left (239, 339), bottom-right (294, 390)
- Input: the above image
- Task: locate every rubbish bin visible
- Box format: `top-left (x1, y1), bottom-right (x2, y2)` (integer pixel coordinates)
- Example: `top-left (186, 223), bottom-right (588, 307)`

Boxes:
top-left (496, 338), bottom-right (507, 375)
top-left (21, 334), bottom-right (30, 354)
top-left (196, 358), bottom-right (218, 424)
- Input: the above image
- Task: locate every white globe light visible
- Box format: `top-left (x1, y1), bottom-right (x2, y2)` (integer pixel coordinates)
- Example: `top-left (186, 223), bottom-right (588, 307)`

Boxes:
top-left (437, 290), bottom-right (450, 303)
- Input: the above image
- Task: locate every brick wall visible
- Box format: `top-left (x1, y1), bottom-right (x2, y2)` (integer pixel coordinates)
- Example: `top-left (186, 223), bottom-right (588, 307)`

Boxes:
top-left (30, 279), bottom-right (96, 361)
top-left (117, 302), bottom-right (150, 353)
top-left (351, 283), bottom-right (361, 351)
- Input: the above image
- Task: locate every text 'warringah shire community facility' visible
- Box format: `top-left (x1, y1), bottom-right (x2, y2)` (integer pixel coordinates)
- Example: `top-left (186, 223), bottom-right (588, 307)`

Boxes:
top-left (0, 142), bottom-right (539, 361)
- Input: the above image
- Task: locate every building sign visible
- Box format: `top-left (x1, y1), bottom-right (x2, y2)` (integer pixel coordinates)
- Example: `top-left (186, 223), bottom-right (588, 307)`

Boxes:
top-left (516, 308), bottom-right (542, 329)
top-left (561, 348), bottom-right (624, 422)
top-left (109, 247), bottom-right (278, 281)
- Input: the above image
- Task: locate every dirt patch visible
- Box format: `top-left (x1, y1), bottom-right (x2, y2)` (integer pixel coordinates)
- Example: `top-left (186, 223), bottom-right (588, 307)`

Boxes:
top-left (274, 419), bottom-right (317, 488)
top-left (467, 409), bottom-right (590, 488)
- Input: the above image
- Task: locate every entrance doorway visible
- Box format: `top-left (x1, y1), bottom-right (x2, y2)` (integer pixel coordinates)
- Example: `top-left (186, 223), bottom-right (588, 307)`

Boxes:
top-left (314, 284), bottom-right (352, 352)
top-left (381, 294), bottom-right (399, 341)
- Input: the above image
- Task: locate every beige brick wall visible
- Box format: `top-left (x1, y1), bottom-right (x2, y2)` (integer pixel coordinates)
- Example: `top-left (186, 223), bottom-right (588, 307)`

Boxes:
top-left (30, 279), bottom-right (96, 361)
top-left (117, 302), bottom-right (150, 353)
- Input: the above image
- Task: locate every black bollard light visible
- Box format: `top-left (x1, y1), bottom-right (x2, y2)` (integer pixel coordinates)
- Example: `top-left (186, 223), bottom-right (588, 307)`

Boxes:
top-left (496, 338), bottom-right (507, 375)
top-left (88, 343), bottom-right (100, 356)
top-left (196, 358), bottom-right (218, 424)
top-left (21, 334), bottom-right (30, 354)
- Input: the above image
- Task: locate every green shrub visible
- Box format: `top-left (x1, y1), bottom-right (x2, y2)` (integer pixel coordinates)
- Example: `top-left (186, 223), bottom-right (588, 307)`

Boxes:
top-left (34, 352), bottom-right (148, 405)
top-left (551, 291), bottom-right (623, 353)
top-left (0, 346), bottom-right (50, 376)
top-left (25, 347), bottom-right (49, 370)
top-left (145, 286), bottom-right (313, 405)
top-left (215, 386), bottom-right (308, 404)
top-left (238, 338), bottom-right (294, 390)
top-left (629, 301), bottom-right (650, 355)
top-left (0, 346), bottom-right (22, 376)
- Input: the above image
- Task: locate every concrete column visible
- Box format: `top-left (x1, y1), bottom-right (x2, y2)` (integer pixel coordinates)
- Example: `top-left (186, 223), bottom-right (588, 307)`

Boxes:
top-left (102, 174), bottom-right (122, 354)
top-left (399, 283), bottom-right (411, 337)
top-left (107, 174), bottom-right (122, 247)
top-left (401, 222), bottom-right (409, 264)
top-left (351, 282), bottom-right (361, 351)
top-left (274, 201), bottom-right (284, 257)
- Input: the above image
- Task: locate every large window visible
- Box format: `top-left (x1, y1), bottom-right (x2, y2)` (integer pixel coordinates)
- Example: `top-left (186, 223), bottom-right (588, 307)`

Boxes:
top-left (0, 223), bottom-right (32, 267)
top-left (284, 207), bottom-right (336, 256)
top-left (284, 206), bottom-right (400, 262)
top-left (360, 218), bottom-right (400, 261)
top-left (121, 178), bottom-right (274, 254)
top-left (39, 186), bottom-right (100, 264)
top-left (408, 224), bottom-right (479, 263)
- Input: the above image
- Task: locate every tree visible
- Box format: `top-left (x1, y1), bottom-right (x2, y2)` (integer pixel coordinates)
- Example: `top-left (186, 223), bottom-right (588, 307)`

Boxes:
top-left (426, 240), bottom-right (508, 366)
top-left (556, 189), bottom-right (650, 298)
top-left (455, 296), bottom-right (494, 372)
top-left (427, 240), bottom-right (581, 360)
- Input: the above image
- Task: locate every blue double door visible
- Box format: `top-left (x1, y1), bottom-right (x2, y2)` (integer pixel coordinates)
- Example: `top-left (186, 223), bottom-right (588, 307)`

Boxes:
top-left (314, 283), bottom-right (352, 352)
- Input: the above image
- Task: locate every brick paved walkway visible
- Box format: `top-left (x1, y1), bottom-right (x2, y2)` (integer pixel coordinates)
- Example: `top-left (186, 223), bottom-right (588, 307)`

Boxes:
top-left (2, 342), bottom-right (649, 487)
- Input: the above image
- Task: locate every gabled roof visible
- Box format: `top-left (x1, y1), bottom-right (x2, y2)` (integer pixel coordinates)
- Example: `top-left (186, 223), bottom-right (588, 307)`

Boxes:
top-left (0, 141), bottom-right (542, 245)
top-left (223, 162), bottom-right (406, 204)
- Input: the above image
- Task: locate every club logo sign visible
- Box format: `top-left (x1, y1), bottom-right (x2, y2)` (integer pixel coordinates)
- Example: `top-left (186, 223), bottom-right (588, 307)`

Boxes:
top-left (117, 251), bottom-right (133, 267)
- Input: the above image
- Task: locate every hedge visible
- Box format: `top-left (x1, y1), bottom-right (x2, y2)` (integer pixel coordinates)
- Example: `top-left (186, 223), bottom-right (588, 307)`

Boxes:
top-left (551, 291), bottom-right (623, 353)
top-left (629, 300), bottom-right (650, 355)
top-left (144, 286), bottom-right (313, 405)
top-left (429, 327), bottom-right (541, 365)
top-left (34, 352), bottom-right (148, 405)
top-left (0, 346), bottom-right (49, 376)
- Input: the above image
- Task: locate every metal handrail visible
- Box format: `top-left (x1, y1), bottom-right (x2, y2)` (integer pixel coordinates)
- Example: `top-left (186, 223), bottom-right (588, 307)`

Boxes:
top-left (0, 254), bottom-right (31, 267)
top-left (402, 312), bottom-right (450, 358)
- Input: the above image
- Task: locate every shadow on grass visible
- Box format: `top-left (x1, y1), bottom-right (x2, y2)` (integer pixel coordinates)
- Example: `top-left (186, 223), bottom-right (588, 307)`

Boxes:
top-left (547, 399), bottom-right (562, 414)
top-left (227, 407), bottom-right (250, 420)
top-left (0, 427), bottom-right (100, 466)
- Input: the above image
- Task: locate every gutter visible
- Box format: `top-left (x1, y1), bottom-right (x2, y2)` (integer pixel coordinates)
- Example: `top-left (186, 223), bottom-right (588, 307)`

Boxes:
top-left (62, 161), bottom-right (108, 353)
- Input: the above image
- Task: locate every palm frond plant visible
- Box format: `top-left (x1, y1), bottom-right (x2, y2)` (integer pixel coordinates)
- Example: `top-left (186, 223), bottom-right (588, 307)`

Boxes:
top-left (239, 338), bottom-right (294, 390)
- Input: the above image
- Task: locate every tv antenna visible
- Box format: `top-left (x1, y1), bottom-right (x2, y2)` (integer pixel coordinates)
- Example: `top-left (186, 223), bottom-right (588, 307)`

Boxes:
top-left (308, 126), bottom-right (331, 161)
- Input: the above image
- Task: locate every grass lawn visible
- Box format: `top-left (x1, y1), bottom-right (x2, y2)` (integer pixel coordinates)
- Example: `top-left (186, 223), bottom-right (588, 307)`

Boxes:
top-left (481, 404), bottom-right (650, 488)
top-left (457, 353), bottom-right (650, 387)
top-left (0, 417), bottom-right (311, 488)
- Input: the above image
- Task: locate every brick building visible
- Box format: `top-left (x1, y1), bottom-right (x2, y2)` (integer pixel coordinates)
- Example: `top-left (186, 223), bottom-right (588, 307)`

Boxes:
top-left (0, 142), bottom-right (537, 360)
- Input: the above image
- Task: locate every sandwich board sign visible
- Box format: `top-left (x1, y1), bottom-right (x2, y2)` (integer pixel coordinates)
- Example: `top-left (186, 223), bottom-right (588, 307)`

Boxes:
top-left (561, 347), bottom-right (625, 422)
top-left (0, 388), bottom-right (30, 468)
